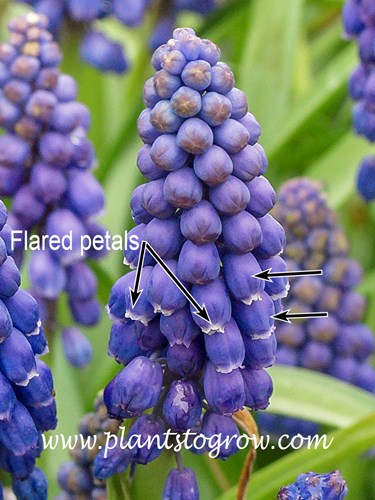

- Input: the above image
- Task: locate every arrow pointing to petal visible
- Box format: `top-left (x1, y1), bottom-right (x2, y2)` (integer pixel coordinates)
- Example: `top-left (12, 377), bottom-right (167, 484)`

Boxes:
top-left (144, 242), bottom-right (211, 323)
top-left (272, 309), bottom-right (329, 324)
top-left (127, 240), bottom-right (211, 324)
top-left (253, 268), bottom-right (323, 282)
top-left (129, 240), bottom-right (147, 307)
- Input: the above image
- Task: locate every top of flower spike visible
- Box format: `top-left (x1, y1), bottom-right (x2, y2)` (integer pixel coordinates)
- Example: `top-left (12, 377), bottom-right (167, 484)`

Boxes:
top-left (139, 28), bottom-right (263, 172)
top-left (4, 11), bottom-right (61, 63)
top-left (273, 178), bottom-right (343, 242)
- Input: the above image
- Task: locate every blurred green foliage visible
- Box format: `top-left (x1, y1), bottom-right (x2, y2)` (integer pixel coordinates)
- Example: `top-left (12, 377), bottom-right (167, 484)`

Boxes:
top-left (2, 0), bottom-right (375, 498)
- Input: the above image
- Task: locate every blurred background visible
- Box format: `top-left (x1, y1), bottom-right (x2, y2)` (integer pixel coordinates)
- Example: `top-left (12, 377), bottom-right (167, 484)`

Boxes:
top-left (1, 0), bottom-right (375, 498)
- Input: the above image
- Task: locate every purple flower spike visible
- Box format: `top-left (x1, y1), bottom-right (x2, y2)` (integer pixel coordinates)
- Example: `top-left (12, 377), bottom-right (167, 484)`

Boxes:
top-left (278, 470), bottom-right (348, 500)
top-left (0, 205), bottom-right (56, 489)
top-left (260, 177), bottom-right (375, 440)
top-left (103, 29), bottom-right (286, 497)
top-left (0, 12), bottom-right (107, 369)
top-left (342, 1), bottom-right (375, 199)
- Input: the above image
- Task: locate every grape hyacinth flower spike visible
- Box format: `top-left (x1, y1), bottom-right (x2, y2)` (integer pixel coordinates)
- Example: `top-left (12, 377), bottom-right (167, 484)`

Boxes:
top-left (0, 199), bottom-right (57, 498)
top-left (104, 28), bottom-right (288, 496)
top-left (278, 470), bottom-right (348, 500)
top-left (259, 178), bottom-right (375, 438)
top-left (343, 0), bottom-right (375, 201)
top-left (0, 13), bottom-right (107, 367)
top-left (18, 0), bottom-right (218, 73)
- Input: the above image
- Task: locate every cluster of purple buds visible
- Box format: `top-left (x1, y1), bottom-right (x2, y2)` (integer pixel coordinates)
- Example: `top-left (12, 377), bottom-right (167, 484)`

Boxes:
top-left (260, 178), bottom-right (375, 437)
top-left (0, 13), bottom-right (107, 367)
top-left (104, 28), bottom-right (288, 497)
top-left (17, 0), bottom-right (217, 73)
top-left (278, 470), bottom-right (348, 500)
top-left (57, 391), bottom-right (121, 499)
top-left (0, 198), bottom-right (57, 497)
top-left (343, 0), bottom-right (375, 201)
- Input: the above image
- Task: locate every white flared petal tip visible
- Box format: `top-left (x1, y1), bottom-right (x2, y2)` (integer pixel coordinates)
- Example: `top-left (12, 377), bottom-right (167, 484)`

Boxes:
top-left (270, 286), bottom-right (290, 300)
top-left (38, 396), bottom-right (55, 408)
top-left (202, 323), bottom-right (225, 334)
top-left (153, 305), bottom-right (173, 316)
top-left (40, 345), bottom-right (49, 356)
top-left (27, 319), bottom-right (42, 336)
top-left (125, 310), bottom-right (149, 326)
top-left (240, 292), bottom-right (263, 305)
top-left (248, 326), bottom-right (275, 340)
top-left (123, 257), bottom-right (136, 269)
top-left (106, 306), bottom-right (123, 323)
top-left (16, 369), bottom-right (40, 387)
top-left (216, 362), bottom-right (243, 374)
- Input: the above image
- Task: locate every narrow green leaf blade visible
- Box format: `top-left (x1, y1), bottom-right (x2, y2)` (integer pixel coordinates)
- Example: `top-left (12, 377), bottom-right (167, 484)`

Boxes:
top-left (268, 365), bottom-right (375, 428)
top-left (267, 44), bottom-right (356, 157)
top-left (238, 0), bottom-right (305, 144)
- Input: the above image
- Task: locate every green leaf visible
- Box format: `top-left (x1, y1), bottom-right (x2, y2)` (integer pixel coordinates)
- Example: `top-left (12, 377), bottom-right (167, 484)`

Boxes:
top-left (107, 473), bottom-right (132, 500)
top-left (100, 139), bottom-right (144, 279)
top-left (267, 365), bottom-right (375, 428)
top-left (238, 0), bottom-right (305, 145)
top-left (267, 43), bottom-right (356, 158)
top-left (217, 412), bottom-right (375, 500)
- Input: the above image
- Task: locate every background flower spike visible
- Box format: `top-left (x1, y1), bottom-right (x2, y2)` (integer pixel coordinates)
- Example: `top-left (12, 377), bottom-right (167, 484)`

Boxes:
top-left (0, 199), bottom-right (56, 498)
top-left (0, 13), bottom-right (107, 367)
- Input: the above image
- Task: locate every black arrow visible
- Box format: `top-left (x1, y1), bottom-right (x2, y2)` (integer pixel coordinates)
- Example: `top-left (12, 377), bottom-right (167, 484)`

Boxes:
top-left (129, 240), bottom-right (147, 307)
top-left (272, 309), bottom-right (329, 324)
top-left (129, 241), bottom-right (211, 324)
top-left (253, 268), bottom-right (323, 282)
